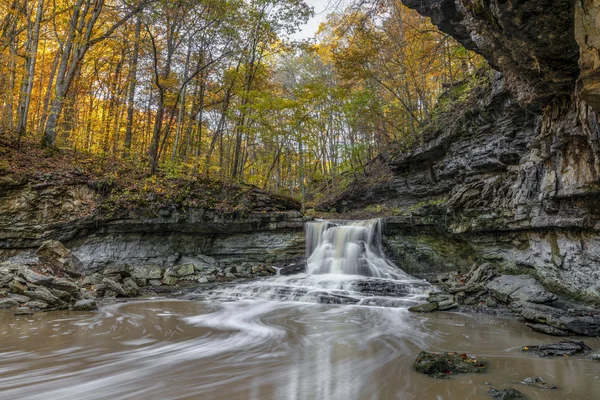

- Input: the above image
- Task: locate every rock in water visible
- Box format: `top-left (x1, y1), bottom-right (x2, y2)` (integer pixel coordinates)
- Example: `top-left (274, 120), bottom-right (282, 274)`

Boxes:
top-left (520, 377), bottom-right (556, 390)
top-left (525, 323), bottom-right (567, 337)
top-left (72, 299), bottom-right (98, 311)
top-left (414, 351), bottom-right (486, 379)
top-left (409, 302), bottom-right (438, 312)
top-left (488, 388), bottom-right (527, 400)
top-left (522, 340), bottom-right (592, 357)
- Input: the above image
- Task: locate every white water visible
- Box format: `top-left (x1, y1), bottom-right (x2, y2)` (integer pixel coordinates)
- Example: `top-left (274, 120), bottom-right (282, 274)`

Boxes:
top-left (306, 219), bottom-right (411, 279)
top-left (201, 219), bottom-right (429, 307)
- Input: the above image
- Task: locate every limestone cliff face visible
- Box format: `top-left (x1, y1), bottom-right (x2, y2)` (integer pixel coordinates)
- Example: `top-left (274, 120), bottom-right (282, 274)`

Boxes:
top-left (322, 1), bottom-right (600, 305)
top-left (0, 182), bottom-right (304, 269)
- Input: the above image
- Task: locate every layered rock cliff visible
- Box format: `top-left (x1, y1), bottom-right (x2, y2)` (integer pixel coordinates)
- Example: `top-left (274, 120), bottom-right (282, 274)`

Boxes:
top-left (321, 0), bottom-right (600, 305)
top-left (0, 173), bottom-right (305, 271)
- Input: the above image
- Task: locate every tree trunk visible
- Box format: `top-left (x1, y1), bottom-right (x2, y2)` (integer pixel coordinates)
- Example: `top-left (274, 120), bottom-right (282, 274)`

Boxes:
top-left (123, 17), bottom-right (141, 158)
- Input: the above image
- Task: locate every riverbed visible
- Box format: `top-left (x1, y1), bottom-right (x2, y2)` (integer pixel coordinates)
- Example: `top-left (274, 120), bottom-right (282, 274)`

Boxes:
top-left (1, 299), bottom-right (599, 400)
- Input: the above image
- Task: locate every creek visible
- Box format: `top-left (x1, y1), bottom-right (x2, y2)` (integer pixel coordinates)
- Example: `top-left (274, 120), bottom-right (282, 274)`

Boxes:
top-left (1, 220), bottom-right (599, 399)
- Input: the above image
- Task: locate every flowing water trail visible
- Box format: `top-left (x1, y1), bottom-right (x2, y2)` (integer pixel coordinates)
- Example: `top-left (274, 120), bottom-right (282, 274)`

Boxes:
top-left (2, 220), bottom-right (600, 399)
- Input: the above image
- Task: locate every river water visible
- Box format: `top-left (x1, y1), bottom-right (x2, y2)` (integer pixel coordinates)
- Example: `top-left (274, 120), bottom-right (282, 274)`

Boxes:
top-left (1, 220), bottom-right (599, 399)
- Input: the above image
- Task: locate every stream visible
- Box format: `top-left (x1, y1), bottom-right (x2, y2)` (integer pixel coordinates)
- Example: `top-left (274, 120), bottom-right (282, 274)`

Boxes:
top-left (1, 220), bottom-right (599, 399)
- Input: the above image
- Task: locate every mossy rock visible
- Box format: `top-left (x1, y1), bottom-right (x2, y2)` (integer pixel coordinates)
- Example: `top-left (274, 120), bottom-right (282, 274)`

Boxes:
top-left (414, 351), bottom-right (487, 379)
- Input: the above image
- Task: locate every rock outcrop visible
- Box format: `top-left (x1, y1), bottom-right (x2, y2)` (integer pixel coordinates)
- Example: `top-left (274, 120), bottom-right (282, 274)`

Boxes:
top-left (321, 1), bottom-right (600, 308)
top-left (0, 179), bottom-right (305, 273)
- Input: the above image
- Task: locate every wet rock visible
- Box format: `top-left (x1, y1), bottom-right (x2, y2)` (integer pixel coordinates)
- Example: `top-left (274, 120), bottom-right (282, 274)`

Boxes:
top-left (24, 300), bottom-right (49, 309)
top-left (409, 302), bottom-right (439, 313)
top-left (589, 352), bottom-right (600, 361)
top-left (525, 323), bottom-right (567, 337)
top-left (520, 376), bottom-right (556, 390)
top-left (148, 279), bottom-right (162, 286)
top-left (28, 287), bottom-right (61, 305)
top-left (72, 299), bottom-right (98, 311)
top-left (279, 261), bottom-right (306, 275)
top-left (522, 340), bottom-right (592, 357)
top-left (0, 298), bottom-right (19, 309)
top-left (488, 388), bottom-right (527, 400)
top-left (8, 293), bottom-right (31, 303)
top-left (486, 275), bottom-right (556, 304)
top-left (414, 351), bottom-right (486, 379)
top-left (13, 308), bottom-right (34, 316)
top-left (437, 299), bottom-right (458, 311)
top-left (512, 301), bottom-right (600, 337)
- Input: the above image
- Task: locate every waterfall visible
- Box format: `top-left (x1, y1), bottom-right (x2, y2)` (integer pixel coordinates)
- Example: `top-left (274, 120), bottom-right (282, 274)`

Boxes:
top-left (305, 219), bottom-right (409, 280)
top-left (197, 219), bottom-right (429, 307)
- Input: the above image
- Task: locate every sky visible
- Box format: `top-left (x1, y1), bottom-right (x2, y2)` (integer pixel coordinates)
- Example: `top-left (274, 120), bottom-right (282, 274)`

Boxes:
top-left (292, 0), bottom-right (346, 40)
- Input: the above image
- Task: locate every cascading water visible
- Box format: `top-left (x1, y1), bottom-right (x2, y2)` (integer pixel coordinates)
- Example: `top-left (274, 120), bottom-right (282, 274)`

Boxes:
top-left (197, 219), bottom-right (430, 308)
top-left (305, 219), bottom-right (410, 279)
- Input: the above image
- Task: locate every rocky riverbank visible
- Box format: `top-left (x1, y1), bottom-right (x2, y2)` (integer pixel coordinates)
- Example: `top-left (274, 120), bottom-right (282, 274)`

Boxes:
top-left (408, 262), bottom-right (600, 337)
top-left (0, 239), bottom-right (283, 313)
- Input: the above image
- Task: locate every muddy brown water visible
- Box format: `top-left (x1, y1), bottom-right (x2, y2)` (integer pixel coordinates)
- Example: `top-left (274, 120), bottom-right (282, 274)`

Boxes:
top-left (1, 300), bottom-right (599, 400)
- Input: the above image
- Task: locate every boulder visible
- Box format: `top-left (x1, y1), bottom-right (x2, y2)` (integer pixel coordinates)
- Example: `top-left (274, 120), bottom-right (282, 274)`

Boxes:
top-left (102, 265), bottom-right (133, 279)
top-left (525, 323), bottom-right (567, 337)
top-left (132, 266), bottom-right (163, 280)
top-left (21, 268), bottom-right (54, 285)
top-left (0, 271), bottom-right (13, 286)
top-left (520, 376), bottom-right (556, 390)
top-left (487, 275), bottom-right (556, 304)
top-left (28, 287), bottom-right (61, 305)
top-left (0, 298), bottom-right (19, 309)
top-left (72, 299), bottom-right (98, 311)
top-left (24, 300), bottom-right (49, 309)
top-left (522, 340), bottom-right (592, 357)
top-left (48, 278), bottom-right (80, 296)
top-left (8, 293), bottom-right (31, 303)
top-left (122, 278), bottom-right (139, 297)
top-left (414, 351), bottom-right (486, 379)
top-left (49, 288), bottom-right (73, 302)
top-left (102, 277), bottom-right (138, 297)
top-left (488, 388), bottom-right (527, 400)
top-left (409, 302), bottom-right (439, 312)
top-left (173, 263), bottom-right (195, 277)
top-left (9, 279), bottom-right (28, 295)
top-left (36, 240), bottom-right (83, 275)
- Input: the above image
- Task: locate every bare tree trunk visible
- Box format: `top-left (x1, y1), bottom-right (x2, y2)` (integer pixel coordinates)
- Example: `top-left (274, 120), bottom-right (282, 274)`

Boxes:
top-left (123, 17), bottom-right (141, 158)
top-left (16, 0), bottom-right (44, 140)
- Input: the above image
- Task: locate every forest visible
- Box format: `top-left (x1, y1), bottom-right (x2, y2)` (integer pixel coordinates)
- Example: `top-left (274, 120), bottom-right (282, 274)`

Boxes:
top-left (0, 0), bottom-right (482, 209)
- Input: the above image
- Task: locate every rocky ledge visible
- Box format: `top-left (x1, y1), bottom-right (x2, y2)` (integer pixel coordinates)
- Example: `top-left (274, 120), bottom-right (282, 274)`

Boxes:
top-left (0, 239), bottom-right (282, 313)
top-left (409, 263), bottom-right (600, 337)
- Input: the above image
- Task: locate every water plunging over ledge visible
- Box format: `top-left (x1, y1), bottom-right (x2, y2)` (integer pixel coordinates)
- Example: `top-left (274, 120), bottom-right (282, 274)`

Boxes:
top-left (199, 219), bottom-right (429, 307)
top-left (2, 220), bottom-right (600, 399)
